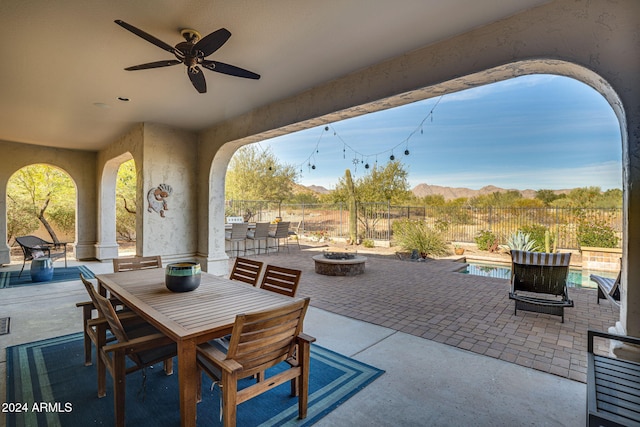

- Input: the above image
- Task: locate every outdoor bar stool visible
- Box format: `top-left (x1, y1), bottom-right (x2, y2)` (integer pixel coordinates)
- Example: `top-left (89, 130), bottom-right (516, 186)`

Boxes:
top-left (247, 222), bottom-right (270, 255)
top-left (268, 221), bottom-right (291, 253)
top-left (226, 222), bottom-right (249, 257)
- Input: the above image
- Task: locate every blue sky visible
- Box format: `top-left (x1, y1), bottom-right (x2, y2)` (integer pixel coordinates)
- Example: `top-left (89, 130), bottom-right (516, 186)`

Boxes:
top-left (256, 74), bottom-right (622, 191)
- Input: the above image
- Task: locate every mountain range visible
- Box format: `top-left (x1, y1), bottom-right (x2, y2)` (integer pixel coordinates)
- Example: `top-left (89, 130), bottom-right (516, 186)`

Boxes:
top-left (299, 183), bottom-right (572, 200)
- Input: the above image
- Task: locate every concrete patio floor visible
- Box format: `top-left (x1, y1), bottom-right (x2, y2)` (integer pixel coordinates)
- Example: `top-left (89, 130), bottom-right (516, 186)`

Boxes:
top-left (0, 245), bottom-right (618, 426)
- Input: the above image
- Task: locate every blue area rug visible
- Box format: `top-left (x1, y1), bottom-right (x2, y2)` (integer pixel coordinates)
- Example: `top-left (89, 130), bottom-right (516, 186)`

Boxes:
top-left (0, 266), bottom-right (94, 288)
top-left (6, 332), bottom-right (384, 426)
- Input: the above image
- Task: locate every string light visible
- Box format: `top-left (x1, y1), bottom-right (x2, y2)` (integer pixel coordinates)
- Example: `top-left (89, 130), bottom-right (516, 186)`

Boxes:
top-left (294, 96), bottom-right (443, 174)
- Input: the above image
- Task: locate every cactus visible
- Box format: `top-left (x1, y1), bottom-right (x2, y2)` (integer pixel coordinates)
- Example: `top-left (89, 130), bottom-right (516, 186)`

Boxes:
top-left (544, 229), bottom-right (558, 253)
top-left (345, 169), bottom-right (357, 245)
top-left (545, 230), bottom-right (551, 253)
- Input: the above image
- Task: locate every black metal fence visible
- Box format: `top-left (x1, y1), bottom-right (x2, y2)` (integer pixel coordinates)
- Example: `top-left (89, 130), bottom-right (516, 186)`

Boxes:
top-left (225, 200), bottom-right (622, 249)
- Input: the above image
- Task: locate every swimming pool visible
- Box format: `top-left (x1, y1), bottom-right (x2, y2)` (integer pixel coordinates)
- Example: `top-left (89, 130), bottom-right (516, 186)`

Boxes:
top-left (461, 261), bottom-right (618, 288)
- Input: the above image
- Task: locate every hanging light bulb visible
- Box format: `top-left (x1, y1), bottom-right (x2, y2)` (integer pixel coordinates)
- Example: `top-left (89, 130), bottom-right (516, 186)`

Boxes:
top-left (404, 149), bottom-right (410, 156)
top-left (325, 126), bottom-right (329, 131)
top-left (364, 163), bottom-right (370, 169)
top-left (390, 153), bottom-right (395, 161)
top-left (311, 164), bottom-right (316, 170)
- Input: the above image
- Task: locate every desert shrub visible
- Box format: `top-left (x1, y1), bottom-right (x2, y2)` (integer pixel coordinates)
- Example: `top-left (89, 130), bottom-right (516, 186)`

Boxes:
top-left (474, 230), bottom-right (498, 251)
top-left (392, 219), bottom-right (449, 257)
top-left (577, 216), bottom-right (619, 248)
top-left (362, 239), bottom-right (375, 248)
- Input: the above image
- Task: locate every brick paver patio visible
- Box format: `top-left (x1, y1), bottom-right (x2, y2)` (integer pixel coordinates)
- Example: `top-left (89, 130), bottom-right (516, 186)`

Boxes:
top-left (237, 244), bottom-right (619, 383)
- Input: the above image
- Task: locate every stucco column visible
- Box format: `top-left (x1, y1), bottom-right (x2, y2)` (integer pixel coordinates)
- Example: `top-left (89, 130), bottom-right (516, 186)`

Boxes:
top-left (0, 183), bottom-right (10, 264)
top-left (94, 156), bottom-right (123, 260)
top-left (195, 140), bottom-right (235, 275)
top-left (610, 92), bottom-right (640, 359)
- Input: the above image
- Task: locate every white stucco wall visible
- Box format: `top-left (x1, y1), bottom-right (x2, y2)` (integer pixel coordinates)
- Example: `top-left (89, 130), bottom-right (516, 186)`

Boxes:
top-left (140, 123), bottom-right (198, 263)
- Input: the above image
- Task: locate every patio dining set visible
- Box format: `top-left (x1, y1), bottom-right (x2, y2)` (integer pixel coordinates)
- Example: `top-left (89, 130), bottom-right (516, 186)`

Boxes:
top-left (76, 255), bottom-right (309, 427)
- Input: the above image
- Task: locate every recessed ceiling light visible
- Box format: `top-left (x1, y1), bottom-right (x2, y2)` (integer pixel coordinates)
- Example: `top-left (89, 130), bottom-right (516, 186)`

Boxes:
top-left (93, 102), bottom-right (110, 109)
top-left (117, 96), bottom-right (130, 102)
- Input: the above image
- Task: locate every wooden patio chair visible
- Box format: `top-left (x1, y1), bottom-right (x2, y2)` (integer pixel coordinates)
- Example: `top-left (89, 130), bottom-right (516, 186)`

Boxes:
top-left (77, 274), bottom-right (145, 366)
top-left (92, 288), bottom-right (176, 427)
top-left (508, 250), bottom-right (573, 323)
top-left (15, 235), bottom-right (68, 277)
top-left (246, 222), bottom-right (271, 255)
top-left (229, 257), bottom-right (264, 287)
top-left (259, 264), bottom-right (302, 298)
top-left (196, 298), bottom-right (315, 427)
top-left (268, 221), bottom-right (291, 253)
top-left (112, 255), bottom-right (162, 272)
top-left (76, 255), bottom-right (162, 365)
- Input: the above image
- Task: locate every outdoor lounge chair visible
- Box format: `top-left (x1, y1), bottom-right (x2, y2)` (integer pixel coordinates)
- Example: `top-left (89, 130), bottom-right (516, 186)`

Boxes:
top-left (15, 235), bottom-right (68, 277)
top-left (591, 270), bottom-right (621, 307)
top-left (587, 329), bottom-right (640, 426)
top-left (196, 298), bottom-right (314, 427)
top-left (508, 250), bottom-right (573, 323)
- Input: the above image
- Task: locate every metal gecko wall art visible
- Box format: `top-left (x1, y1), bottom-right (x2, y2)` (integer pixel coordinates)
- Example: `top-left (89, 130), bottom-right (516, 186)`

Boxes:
top-left (147, 183), bottom-right (173, 218)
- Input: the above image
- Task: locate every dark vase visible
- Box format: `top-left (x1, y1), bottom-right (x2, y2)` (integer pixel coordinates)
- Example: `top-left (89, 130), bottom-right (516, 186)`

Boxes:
top-left (165, 262), bottom-right (201, 292)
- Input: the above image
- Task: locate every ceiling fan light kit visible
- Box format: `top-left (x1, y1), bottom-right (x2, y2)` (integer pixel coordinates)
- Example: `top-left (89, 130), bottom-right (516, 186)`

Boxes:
top-left (115, 20), bottom-right (260, 94)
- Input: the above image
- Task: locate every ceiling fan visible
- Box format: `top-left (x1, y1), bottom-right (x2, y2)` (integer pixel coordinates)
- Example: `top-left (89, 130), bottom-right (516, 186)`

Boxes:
top-left (115, 19), bottom-right (260, 94)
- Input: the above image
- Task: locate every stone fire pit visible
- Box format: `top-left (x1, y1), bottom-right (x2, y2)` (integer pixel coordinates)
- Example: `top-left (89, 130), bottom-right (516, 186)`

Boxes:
top-left (312, 252), bottom-right (367, 276)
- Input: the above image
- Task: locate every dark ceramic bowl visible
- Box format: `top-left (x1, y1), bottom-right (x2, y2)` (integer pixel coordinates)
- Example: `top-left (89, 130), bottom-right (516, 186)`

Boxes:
top-left (165, 262), bottom-right (201, 292)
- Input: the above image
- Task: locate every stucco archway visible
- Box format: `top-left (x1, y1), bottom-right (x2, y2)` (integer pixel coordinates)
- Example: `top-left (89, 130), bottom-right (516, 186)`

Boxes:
top-left (95, 153), bottom-right (134, 261)
top-left (196, 0), bottom-right (638, 340)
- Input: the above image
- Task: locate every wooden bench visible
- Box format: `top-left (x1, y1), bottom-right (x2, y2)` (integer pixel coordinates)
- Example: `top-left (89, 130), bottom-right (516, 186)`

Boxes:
top-left (508, 250), bottom-right (573, 323)
top-left (588, 329), bottom-right (640, 426)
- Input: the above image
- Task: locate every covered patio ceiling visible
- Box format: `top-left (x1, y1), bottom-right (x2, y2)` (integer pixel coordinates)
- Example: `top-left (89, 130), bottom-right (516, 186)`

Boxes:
top-left (0, 0), bottom-right (551, 151)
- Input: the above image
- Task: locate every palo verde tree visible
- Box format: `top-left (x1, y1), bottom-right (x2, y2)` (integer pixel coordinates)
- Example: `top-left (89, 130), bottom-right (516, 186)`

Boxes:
top-left (330, 160), bottom-right (413, 204)
top-left (330, 161), bottom-right (413, 242)
top-left (6, 164), bottom-right (76, 243)
top-left (115, 159), bottom-right (137, 241)
top-left (225, 145), bottom-right (298, 201)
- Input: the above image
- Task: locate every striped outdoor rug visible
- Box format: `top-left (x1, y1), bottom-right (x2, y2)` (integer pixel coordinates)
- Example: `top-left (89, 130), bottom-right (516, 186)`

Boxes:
top-left (0, 266), bottom-right (94, 288)
top-left (6, 332), bottom-right (384, 426)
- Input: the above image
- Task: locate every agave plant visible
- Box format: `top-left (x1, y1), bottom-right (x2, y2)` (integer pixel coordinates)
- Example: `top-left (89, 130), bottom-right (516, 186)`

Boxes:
top-left (500, 231), bottom-right (538, 253)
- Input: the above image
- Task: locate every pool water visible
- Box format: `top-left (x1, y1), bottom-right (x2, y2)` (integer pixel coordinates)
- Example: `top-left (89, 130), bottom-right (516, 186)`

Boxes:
top-left (462, 261), bottom-right (618, 288)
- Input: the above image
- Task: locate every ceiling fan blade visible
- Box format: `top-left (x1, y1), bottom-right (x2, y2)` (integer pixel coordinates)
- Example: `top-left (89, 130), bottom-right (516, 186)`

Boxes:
top-left (115, 20), bottom-right (178, 55)
top-left (194, 28), bottom-right (231, 57)
top-left (188, 66), bottom-right (207, 93)
top-left (124, 60), bottom-right (182, 71)
top-left (201, 60), bottom-right (260, 80)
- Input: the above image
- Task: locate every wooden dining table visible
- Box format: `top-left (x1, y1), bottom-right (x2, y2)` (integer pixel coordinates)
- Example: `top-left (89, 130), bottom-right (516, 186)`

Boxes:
top-left (96, 268), bottom-right (301, 427)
